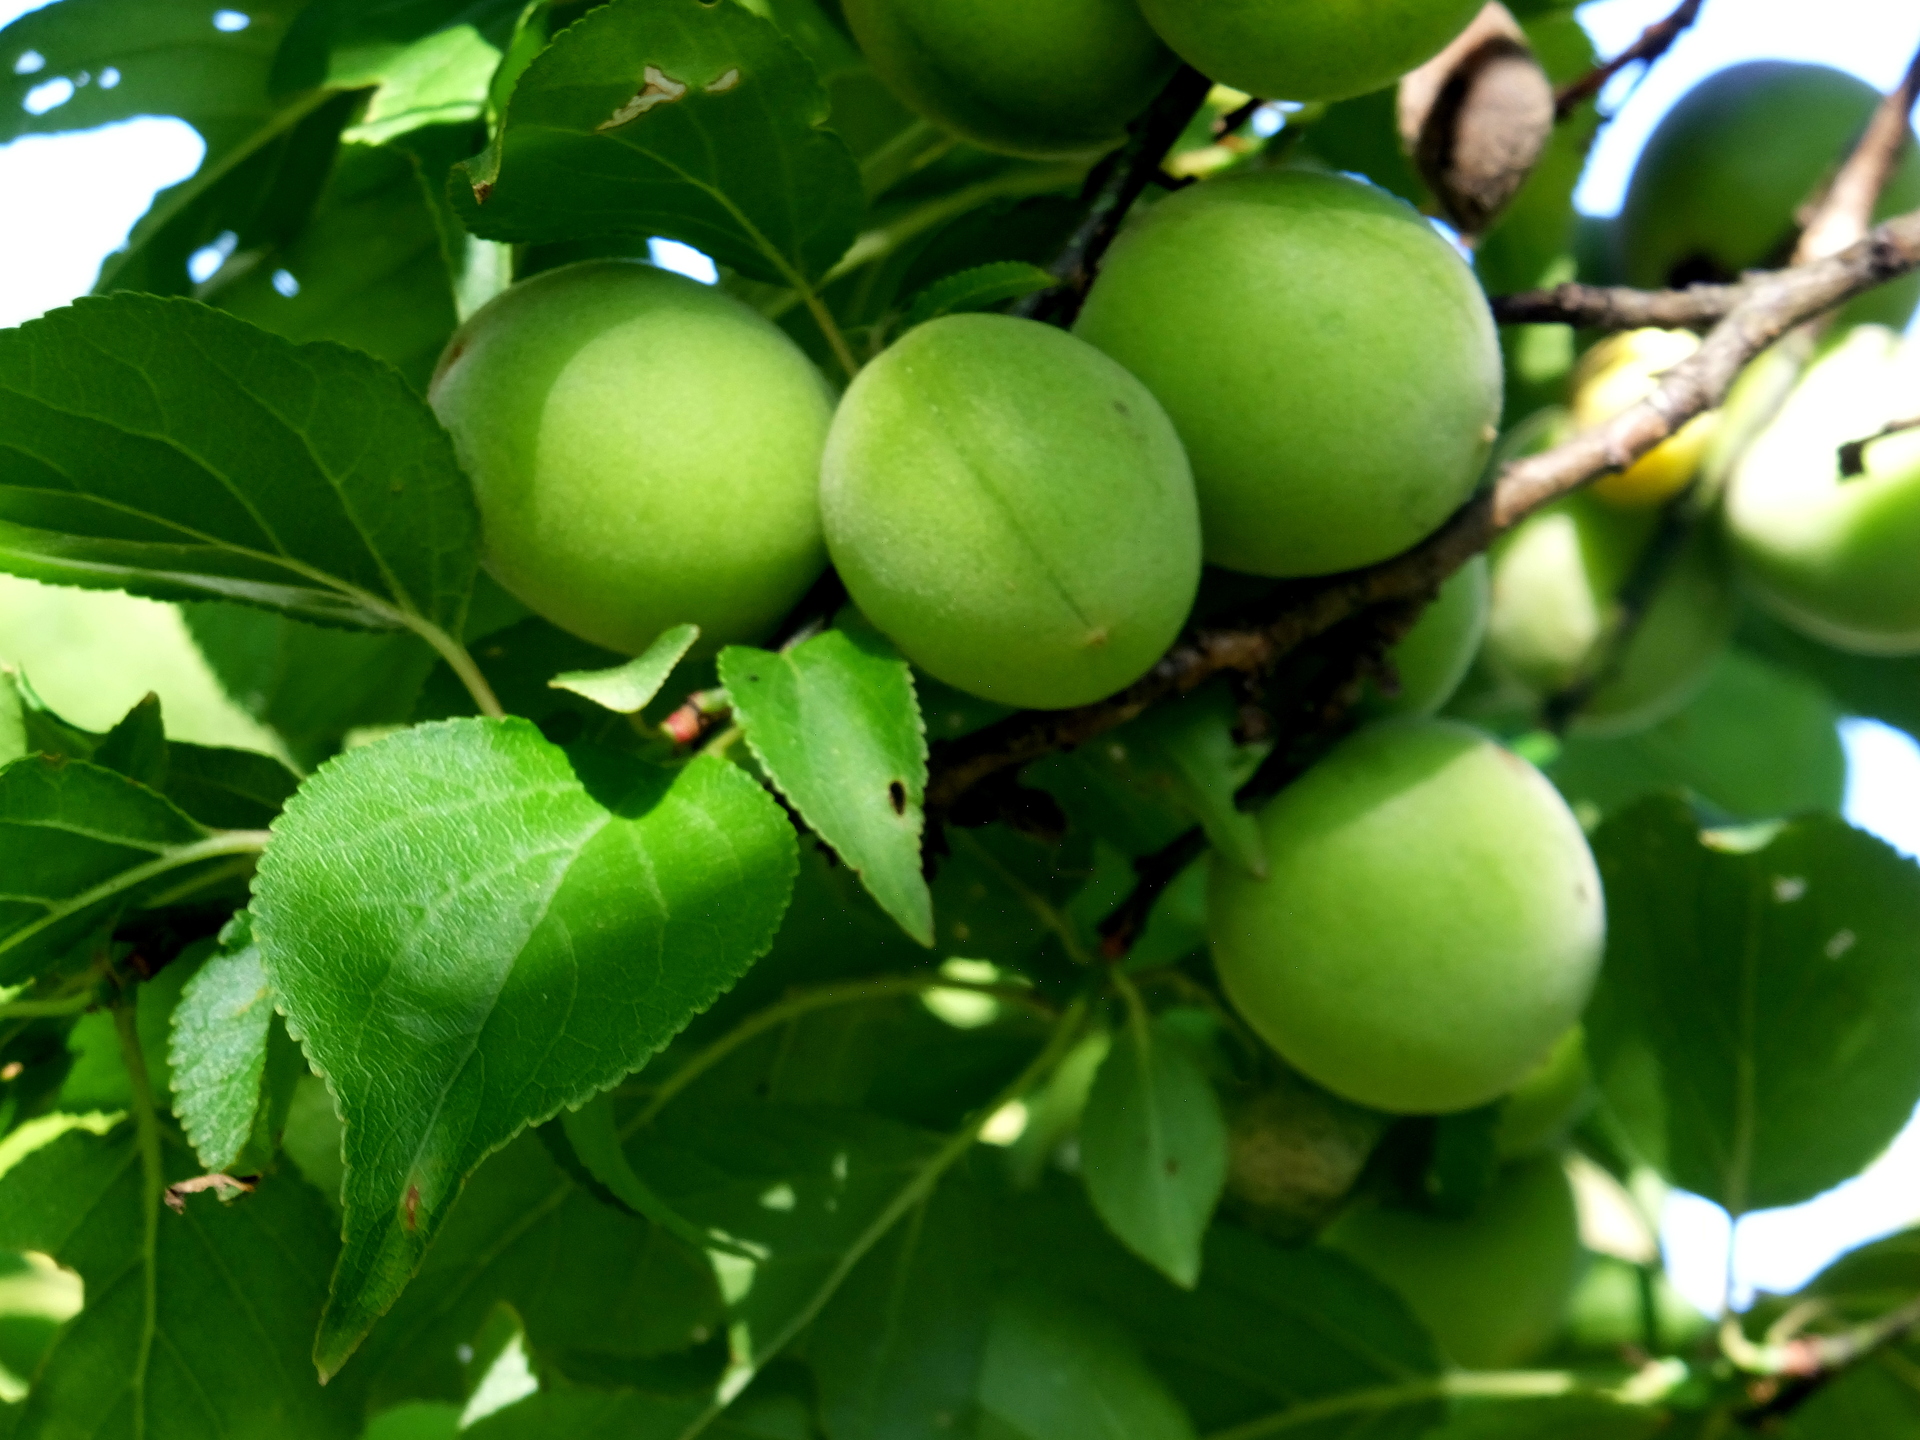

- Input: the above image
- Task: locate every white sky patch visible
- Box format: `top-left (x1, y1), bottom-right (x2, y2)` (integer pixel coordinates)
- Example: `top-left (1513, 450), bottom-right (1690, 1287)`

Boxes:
top-left (648, 237), bottom-right (719, 284)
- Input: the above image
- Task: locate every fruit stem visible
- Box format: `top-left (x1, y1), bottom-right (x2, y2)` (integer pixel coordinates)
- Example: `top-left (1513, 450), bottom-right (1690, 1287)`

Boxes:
top-left (800, 286), bottom-right (862, 381)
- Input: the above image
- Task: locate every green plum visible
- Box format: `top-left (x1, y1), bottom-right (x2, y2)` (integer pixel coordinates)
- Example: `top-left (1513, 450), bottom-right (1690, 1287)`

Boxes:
top-left (1210, 720), bottom-right (1604, 1115)
top-left (429, 261), bottom-right (833, 656)
top-left (1725, 325), bottom-right (1920, 654)
top-left (1495, 1027), bottom-right (1593, 1159)
top-left (1076, 170), bottom-right (1501, 578)
top-left (840, 0), bottom-right (1176, 159)
top-left (1359, 556), bottom-right (1490, 719)
top-left (821, 314), bottom-right (1201, 710)
top-left (1136, 0), bottom-right (1484, 103)
top-left (1322, 1157), bottom-right (1582, 1368)
top-left (1618, 62), bottom-right (1920, 330)
top-left (1485, 490), bottom-right (1738, 736)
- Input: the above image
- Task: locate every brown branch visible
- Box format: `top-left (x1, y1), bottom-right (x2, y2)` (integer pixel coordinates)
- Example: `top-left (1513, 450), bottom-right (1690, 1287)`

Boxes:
top-left (1490, 278), bottom-right (1745, 330)
top-left (1554, 0), bottom-right (1705, 121)
top-left (926, 205), bottom-right (1920, 818)
top-left (1015, 66), bottom-right (1214, 327)
top-left (1097, 827), bottom-right (1206, 960)
top-left (1212, 97), bottom-right (1265, 140)
top-left (1795, 46), bottom-right (1920, 263)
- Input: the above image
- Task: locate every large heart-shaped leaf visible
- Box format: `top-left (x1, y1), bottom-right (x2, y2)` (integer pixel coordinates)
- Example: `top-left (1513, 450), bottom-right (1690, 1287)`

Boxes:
top-left (720, 627), bottom-right (933, 945)
top-left (1588, 797), bottom-right (1920, 1214)
top-left (251, 718), bottom-right (797, 1375)
top-left (0, 295), bottom-right (478, 636)
top-left (451, 0), bottom-right (864, 287)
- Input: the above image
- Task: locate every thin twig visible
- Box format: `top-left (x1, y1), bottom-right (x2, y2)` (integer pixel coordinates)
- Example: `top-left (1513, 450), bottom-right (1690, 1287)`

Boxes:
top-left (1213, 97), bottom-right (1265, 139)
top-left (1840, 414), bottom-right (1920, 475)
top-left (924, 205), bottom-right (1920, 817)
top-left (1491, 278), bottom-right (1745, 330)
top-left (1795, 45), bottom-right (1920, 263)
top-left (1554, 0), bottom-right (1706, 121)
top-left (1015, 66), bottom-right (1214, 326)
top-left (1097, 827), bottom-right (1206, 960)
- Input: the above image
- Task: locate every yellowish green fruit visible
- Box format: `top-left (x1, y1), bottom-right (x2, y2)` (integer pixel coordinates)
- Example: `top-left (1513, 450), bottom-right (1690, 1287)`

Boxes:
top-left (1359, 556), bottom-right (1490, 719)
top-left (1619, 62), bottom-right (1920, 331)
top-left (1572, 331), bottom-right (1720, 509)
top-left (1322, 1157), bottom-right (1583, 1368)
top-left (1486, 491), bottom-right (1738, 736)
top-left (429, 261), bottom-right (833, 656)
top-left (840, 0), bottom-right (1176, 159)
top-left (821, 314), bottom-right (1201, 710)
top-left (1136, 0), bottom-right (1484, 103)
top-left (1496, 1027), bottom-right (1593, 1159)
top-left (1725, 325), bottom-right (1920, 655)
top-left (1076, 170), bottom-right (1501, 577)
top-left (1209, 720), bottom-right (1604, 1114)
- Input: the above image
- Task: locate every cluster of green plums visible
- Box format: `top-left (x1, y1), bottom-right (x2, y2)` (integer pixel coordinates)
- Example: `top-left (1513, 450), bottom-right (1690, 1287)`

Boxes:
top-left (424, 22), bottom-right (1920, 1370)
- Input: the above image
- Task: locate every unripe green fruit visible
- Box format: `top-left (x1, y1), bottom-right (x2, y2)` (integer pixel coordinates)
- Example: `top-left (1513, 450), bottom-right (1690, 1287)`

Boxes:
top-left (1496, 1027), bottom-right (1593, 1159)
top-left (1726, 326), bottom-right (1920, 655)
top-left (840, 0), bottom-right (1176, 159)
top-left (1486, 491), bottom-right (1738, 736)
top-left (821, 314), bottom-right (1202, 710)
top-left (429, 262), bottom-right (833, 656)
top-left (1359, 556), bottom-right (1489, 719)
top-left (1076, 170), bottom-right (1501, 578)
top-left (1619, 62), bottom-right (1920, 330)
top-left (1136, 0), bottom-right (1484, 103)
top-left (1323, 1157), bottom-right (1582, 1368)
top-left (1210, 720), bottom-right (1604, 1115)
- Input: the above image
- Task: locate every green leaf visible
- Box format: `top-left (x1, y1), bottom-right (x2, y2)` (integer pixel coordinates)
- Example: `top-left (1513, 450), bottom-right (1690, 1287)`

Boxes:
top-left (720, 627), bottom-right (933, 946)
top-left (1551, 649), bottom-right (1846, 825)
top-left (463, 1389), bottom-right (810, 1440)
top-left (168, 919), bottom-right (279, 1173)
top-left (0, 1127), bottom-right (357, 1438)
top-left (0, 755), bottom-right (259, 985)
top-left (1769, 1229), bottom-right (1920, 1439)
top-left (994, 1183), bottom-right (1444, 1438)
top-left (251, 718), bottom-right (798, 1376)
top-left (809, 1181), bottom-right (991, 1440)
top-left (1079, 1015), bottom-right (1228, 1289)
top-left (356, 1134), bottom-right (721, 1405)
top-left (162, 743), bottom-right (302, 830)
top-left (184, 603), bottom-right (440, 770)
top-left (1740, 607), bottom-right (1920, 750)
top-left (94, 693), bottom-right (169, 789)
top-left (211, 141), bottom-right (463, 392)
top-left (0, 296), bottom-right (478, 638)
top-left (903, 263), bottom-right (1056, 329)
top-left (364, 1403), bottom-right (462, 1440)
top-left (554, 1092), bottom-right (753, 1257)
top-left (1111, 686), bottom-right (1267, 877)
top-left (553, 624), bottom-right (701, 713)
top-left (979, 1288), bottom-right (1195, 1440)
top-left (1422, 1397), bottom-right (1664, 1440)
top-left (1587, 798), bottom-right (1920, 1213)
top-left (451, 0), bottom-right (864, 287)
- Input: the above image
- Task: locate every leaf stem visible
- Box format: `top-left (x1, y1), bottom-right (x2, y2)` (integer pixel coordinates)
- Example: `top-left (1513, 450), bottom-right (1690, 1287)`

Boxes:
top-left (674, 991), bottom-right (1093, 1440)
top-left (629, 974), bottom-right (1054, 1131)
top-left (1203, 1371), bottom-right (1593, 1440)
top-left (410, 622), bottom-right (505, 719)
top-left (0, 989), bottom-right (97, 1020)
top-left (113, 1001), bottom-right (164, 1440)
top-left (799, 286), bottom-right (863, 381)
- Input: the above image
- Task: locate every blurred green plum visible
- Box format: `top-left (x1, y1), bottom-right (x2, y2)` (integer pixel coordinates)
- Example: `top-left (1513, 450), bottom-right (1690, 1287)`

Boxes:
top-left (1137, 0), bottom-right (1484, 103)
top-left (1359, 556), bottom-right (1490, 718)
top-left (1618, 61), bottom-right (1920, 330)
top-left (1077, 170), bottom-right (1501, 578)
top-left (430, 261), bottom-right (834, 656)
top-left (1210, 720), bottom-right (1604, 1114)
top-left (821, 314), bottom-right (1201, 710)
top-left (1323, 1156), bottom-right (1583, 1368)
top-left (1725, 325), bottom-right (1920, 655)
top-left (841, 0), bottom-right (1176, 158)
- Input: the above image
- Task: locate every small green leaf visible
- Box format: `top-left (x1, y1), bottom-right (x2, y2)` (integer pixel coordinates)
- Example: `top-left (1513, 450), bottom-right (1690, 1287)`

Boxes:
top-left (720, 627), bottom-right (933, 945)
top-left (1079, 1017), bottom-right (1228, 1289)
top-left (1588, 797), bottom-right (1920, 1213)
top-left (451, 0), bottom-right (864, 286)
top-left (555, 1091), bottom-right (754, 1257)
top-left (903, 263), bottom-right (1056, 329)
top-left (93, 694), bottom-right (169, 790)
top-left (0, 1127), bottom-right (358, 1437)
top-left (0, 296), bottom-right (478, 635)
top-left (1117, 687), bottom-right (1268, 877)
top-left (979, 1288), bottom-right (1195, 1440)
top-left (162, 743), bottom-right (301, 831)
top-left (251, 718), bottom-right (797, 1376)
top-left (168, 919), bottom-right (279, 1173)
top-left (0, 756), bottom-right (255, 986)
top-left (552, 624), bottom-right (700, 713)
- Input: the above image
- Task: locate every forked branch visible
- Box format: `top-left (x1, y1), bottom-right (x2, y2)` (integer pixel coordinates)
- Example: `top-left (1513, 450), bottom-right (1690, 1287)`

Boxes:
top-left (1554, 0), bottom-right (1706, 121)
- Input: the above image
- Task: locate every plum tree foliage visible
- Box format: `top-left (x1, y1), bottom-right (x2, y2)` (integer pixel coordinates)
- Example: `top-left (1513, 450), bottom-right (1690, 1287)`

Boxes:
top-left (3, 0), bottom-right (1920, 1436)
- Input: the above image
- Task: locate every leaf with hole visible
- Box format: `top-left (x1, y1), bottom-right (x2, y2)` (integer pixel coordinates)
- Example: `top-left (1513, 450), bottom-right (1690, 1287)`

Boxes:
top-left (720, 626), bottom-right (933, 945)
top-left (450, 0), bottom-right (864, 287)
top-left (250, 717), bottom-right (797, 1375)
top-left (1587, 797), bottom-right (1920, 1213)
